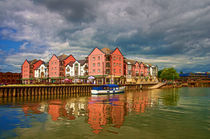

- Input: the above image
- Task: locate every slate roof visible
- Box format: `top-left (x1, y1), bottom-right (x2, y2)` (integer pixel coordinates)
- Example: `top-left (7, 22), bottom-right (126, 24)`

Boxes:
top-left (78, 60), bottom-right (86, 66)
top-left (58, 54), bottom-right (68, 61)
top-left (101, 48), bottom-right (113, 55)
top-left (124, 59), bottom-right (136, 65)
top-left (28, 59), bottom-right (38, 65)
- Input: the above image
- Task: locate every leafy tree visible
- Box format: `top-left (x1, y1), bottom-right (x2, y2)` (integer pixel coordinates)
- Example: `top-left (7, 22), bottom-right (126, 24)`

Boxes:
top-left (160, 67), bottom-right (179, 80)
top-left (158, 69), bottom-right (163, 77)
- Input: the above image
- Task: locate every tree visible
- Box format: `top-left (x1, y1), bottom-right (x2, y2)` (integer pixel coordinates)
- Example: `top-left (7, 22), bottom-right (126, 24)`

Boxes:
top-left (160, 67), bottom-right (179, 80)
top-left (158, 69), bottom-right (163, 77)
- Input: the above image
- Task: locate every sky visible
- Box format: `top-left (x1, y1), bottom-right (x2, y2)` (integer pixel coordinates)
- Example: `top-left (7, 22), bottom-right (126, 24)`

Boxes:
top-left (0, 0), bottom-right (210, 73)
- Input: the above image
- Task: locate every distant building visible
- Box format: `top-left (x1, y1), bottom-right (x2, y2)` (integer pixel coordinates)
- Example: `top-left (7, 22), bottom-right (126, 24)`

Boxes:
top-left (179, 72), bottom-right (210, 82)
top-left (124, 59), bottom-right (158, 83)
top-left (0, 72), bottom-right (21, 84)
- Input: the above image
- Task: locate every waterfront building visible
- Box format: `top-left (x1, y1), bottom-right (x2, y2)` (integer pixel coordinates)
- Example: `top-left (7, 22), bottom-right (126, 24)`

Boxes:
top-left (22, 59), bottom-right (30, 80)
top-left (150, 65), bottom-right (158, 77)
top-left (48, 54), bottom-right (76, 83)
top-left (22, 59), bottom-right (43, 84)
top-left (124, 59), bottom-right (158, 83)
top-left (88, 47), bottom-right (124, 84)
top-left (0, 72), bottom-right (21, 84)
top-left (124, 59), bottom-right (136, 83)
top-left (21, 47), bottom-right (158, 84)
top-left (34, 62), bottom-right (48, 78)
top-left (65, 60), bottom-right (88, 77)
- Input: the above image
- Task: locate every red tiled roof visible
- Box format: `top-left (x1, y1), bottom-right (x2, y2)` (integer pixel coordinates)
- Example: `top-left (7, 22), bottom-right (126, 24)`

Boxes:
top-left (66, 61), bottom-right (75, 67)
top-left (34, 60), bottom-right (44, 70)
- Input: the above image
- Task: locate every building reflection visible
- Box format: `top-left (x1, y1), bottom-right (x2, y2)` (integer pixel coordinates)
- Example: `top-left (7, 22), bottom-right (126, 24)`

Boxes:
top-left (21, 90), bottom-right (163, 134)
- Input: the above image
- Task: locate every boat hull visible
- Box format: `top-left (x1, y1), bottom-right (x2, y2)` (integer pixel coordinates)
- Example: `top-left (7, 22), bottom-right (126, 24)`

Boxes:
top-left (91, 87), bottom-right (125, 95)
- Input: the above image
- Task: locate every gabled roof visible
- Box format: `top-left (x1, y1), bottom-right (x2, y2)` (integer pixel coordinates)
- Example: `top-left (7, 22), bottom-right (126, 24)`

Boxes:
top-left (78, 60), bottom-right (86, 66)
top-left (101, 48), bottom-right (113, 55)
top-left (124, 59), bottom-right (136, 65)
top-left (110, 47), bottom-right (123, 56)
top-left (66, 61), bottom-right (75, 67)
top-left (34, 60), bottom-right (44, 70)
top-left (28, 59), bottom-right (38, 65)
top-left (58, 54), bottom-right (68, 61)
top-left (88, 47), bottom-right (105, 56)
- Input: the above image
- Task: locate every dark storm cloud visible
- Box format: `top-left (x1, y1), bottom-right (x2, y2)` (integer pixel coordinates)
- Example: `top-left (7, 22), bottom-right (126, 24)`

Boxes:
top-left (34, 0), bottom-right (98, 23)
top-left (1, 0), bottom-right (210, 72)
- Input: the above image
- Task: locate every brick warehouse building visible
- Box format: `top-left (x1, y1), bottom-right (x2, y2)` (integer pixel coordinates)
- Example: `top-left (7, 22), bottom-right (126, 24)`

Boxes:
top-left (0, 72), bottom-right (21, 84)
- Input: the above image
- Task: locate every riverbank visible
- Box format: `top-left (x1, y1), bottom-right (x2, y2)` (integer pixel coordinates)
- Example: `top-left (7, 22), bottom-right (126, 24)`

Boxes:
top-left (160, 82), bottom-right (210, 88)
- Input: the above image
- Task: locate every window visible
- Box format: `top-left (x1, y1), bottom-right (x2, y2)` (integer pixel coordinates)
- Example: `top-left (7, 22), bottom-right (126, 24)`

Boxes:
top-left (114, 69), bottom-right (116, 73)
top-left (116, 63), bottom-right (118, 66)
top-left (98, 69), bottom-right (100, 73)
top-left (98, 56), bottom-right (100, 60)
top-left (93, 57), bottom-right (95, 61)
top-left (114, 63), bottom-right (116, 66)
top-left (106, 63), bottom-right (110, 67)
top-left (52, 62), bottom-right (53, 64)
top-left (55, 62), bottom-right (56, 64)
top-left (119, 69), bottom-right (121, 73)
top-left (119, 57), bottom-right (121, 61)
top-left (113, 56), bottom-right (116, 60)
top-left (98, 62), bottom-right (100, 67)
top-left (55, 72), bottom-right (56, 75)
top-left (119, 63), bottom-right (121, 66)
top-left (128, 65), bottom-right (131, 70)
top-left (93, 63), bottom-right (95, 67)
top-left (67, 67), bottom-right (70, 72)
top-left (93, 69), bottom-right (95, 73)
top-left (106, 69), bottom-right (110, 74)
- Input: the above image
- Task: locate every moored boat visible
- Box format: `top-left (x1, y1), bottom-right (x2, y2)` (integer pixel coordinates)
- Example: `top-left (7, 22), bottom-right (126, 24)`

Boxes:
top-left (91, 84), bottom-right (125, 95)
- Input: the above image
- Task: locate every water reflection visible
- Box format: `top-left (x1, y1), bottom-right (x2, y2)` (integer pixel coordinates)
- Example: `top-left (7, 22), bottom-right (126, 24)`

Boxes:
top-left (0, 89), bottom-right (181, 136)
top-left (17, 90), bottom-right (166, 134)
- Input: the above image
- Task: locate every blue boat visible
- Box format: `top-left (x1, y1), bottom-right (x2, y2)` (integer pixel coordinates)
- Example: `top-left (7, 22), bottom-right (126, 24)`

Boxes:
top-left (91, 84), bottom-right (125, 95)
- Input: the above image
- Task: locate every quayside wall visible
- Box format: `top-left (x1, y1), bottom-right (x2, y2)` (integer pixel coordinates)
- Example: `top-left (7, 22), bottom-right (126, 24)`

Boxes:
top-left (0, 84), bottom-right (156, 98)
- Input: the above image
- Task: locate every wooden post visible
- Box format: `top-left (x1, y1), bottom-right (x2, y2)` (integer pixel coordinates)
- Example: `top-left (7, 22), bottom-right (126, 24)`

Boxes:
top-left (12, 88), bottom-right (16, 97)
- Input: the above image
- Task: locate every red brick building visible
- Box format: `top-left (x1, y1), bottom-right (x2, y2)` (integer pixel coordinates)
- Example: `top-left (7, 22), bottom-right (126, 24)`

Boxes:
top-left (48, 54), bottom-right (76, 83)
top-left (21, 59), bottom-right (44, 84)
top-left (88, 47), bottom-right (124, 84)
top-left (0, 72), bottom-right (21, 84)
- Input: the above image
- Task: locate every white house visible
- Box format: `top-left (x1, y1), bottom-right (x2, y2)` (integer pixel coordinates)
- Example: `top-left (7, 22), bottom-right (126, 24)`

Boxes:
top-left (78, 60), bottom-right (88, 76)
top-left (34, 63), bottom-right (48, 78)
top-left (65, 60), bottom-right (88, 77)
top-left (149, 65), bottom-right (158, 77)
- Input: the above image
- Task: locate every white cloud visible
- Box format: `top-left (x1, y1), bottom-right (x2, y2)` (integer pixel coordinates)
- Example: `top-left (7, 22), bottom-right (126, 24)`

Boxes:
top-left (0, 0), bottom-right (210, 72)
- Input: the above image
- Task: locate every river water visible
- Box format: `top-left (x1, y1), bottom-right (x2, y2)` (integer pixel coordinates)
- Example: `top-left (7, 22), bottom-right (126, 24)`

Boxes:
top-left (0, 88), bottom-right (209, 139)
